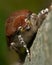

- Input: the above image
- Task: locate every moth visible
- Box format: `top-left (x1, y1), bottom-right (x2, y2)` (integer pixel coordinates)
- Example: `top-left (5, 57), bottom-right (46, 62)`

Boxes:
top-left (5, 7), bottom-right (49, 62)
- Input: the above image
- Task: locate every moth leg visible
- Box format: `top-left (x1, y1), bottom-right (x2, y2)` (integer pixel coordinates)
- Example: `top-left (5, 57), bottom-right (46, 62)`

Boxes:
top-left (18, 35), bottom-right (31, 61)
top-left (10, 42), bottom-right (20, 53)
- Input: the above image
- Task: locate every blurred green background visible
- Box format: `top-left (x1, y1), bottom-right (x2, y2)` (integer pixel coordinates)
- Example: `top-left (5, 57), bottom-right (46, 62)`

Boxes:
top-left (0, 0), bottom-right (51, 65)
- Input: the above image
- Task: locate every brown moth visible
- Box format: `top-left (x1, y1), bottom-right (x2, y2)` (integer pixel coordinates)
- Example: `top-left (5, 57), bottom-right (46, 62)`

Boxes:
top-left (5, 7), bottom-right (49, 62)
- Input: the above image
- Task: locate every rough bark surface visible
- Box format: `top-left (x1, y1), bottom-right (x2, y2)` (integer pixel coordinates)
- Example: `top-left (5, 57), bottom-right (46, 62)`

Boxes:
top-left (23, 11), bottom-right (52, 65)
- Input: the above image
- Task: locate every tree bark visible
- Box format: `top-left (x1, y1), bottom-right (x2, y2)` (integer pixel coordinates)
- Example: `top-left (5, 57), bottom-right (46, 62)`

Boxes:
top-left (23, 11), bottom-right (52, 65)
